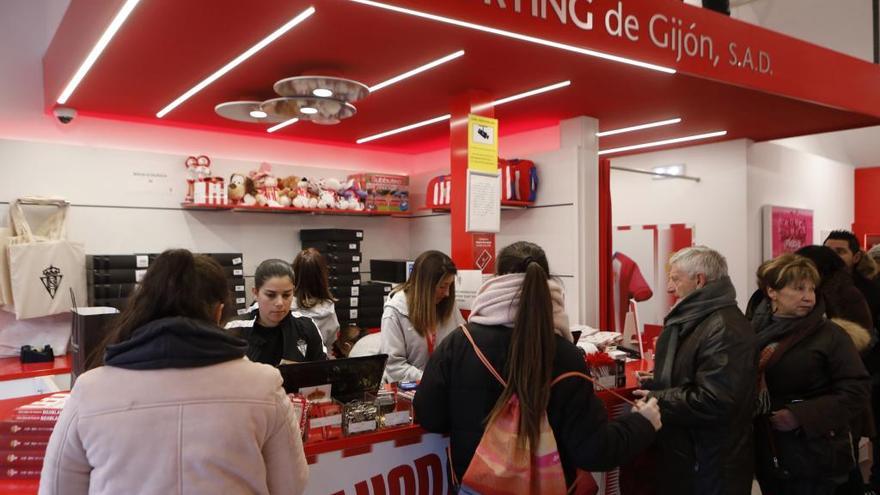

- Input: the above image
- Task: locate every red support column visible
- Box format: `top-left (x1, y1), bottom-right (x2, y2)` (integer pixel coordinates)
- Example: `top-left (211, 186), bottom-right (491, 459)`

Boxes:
top-left (854, 167), bottom-right (880, 248)
top-left (598, 158), bottom-right (612, 331)
top-left (449, 91), bottom-right (496, 273)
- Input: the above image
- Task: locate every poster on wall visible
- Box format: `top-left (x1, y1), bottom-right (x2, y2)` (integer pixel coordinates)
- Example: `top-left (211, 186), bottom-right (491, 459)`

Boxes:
top-left (763, 206), bottom-right (813, 260)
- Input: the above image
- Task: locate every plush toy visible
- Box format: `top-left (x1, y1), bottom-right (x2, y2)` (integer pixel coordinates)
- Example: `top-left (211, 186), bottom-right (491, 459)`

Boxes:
top-left (249, 162), bottom-right (282, 207)
top-left (228, 173), bottom-right (247, 205)
top-left (336, 179), bottom-right (363, 211)
top-left (278, 175), bottom-right (299, 207)
top-left (184, 155), bottom-right (212, 203)
top-left (316, 178), bottom-right (342, 209)
top-left (242, 176), bottom-right (258, 206)
top-left (293, 177), bottom-right (318, 209)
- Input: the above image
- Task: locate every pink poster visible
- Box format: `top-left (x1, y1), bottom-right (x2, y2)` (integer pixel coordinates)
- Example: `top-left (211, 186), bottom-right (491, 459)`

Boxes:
top-left (763, 206), bottom-right (813, 259)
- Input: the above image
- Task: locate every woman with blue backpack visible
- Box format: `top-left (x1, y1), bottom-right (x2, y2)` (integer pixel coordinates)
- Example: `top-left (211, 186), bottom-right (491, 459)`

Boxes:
top-left (414, 241), bottom-right (661, 494)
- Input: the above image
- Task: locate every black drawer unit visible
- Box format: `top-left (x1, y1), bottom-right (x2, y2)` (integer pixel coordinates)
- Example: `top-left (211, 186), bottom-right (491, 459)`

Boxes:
top-left (370, 259), bottom-right (412, 284)
top-left (299, 229), bottom-right (364, 242)
top-left (301, 240), bottom-right (360, 253)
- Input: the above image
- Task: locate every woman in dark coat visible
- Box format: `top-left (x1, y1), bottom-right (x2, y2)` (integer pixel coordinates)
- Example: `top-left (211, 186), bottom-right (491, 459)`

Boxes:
top-left (747, 254), bottom-right (871, 495)
top-left (414, 241), bottom-right (660, 491)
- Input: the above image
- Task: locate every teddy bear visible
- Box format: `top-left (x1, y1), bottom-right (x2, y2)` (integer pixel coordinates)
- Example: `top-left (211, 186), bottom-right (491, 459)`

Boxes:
top-left (278, 175), bottom-right (300, 207)
top-left (249, 162), bottom-right (282, 208)
top-left (292, 177), bottom-right (318, 209)
top-left (184, 155), bottom-right (211, 203)
top-left (316, 177), bottom-right (342, 209)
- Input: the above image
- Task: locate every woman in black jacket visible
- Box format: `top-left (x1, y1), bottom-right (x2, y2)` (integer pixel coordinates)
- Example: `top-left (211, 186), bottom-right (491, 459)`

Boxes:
top-left (747, 254), bottom-right (870, 495)
top-left (414, 241), bottom-right (660, 491)
top-left (225, 259), bottom-right (326, 364)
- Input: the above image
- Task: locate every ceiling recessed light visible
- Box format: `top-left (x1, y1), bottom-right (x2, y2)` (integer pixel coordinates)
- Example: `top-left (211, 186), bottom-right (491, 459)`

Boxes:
top-left (300, 107), bottom-right (318, 115)
top-left (597, 118), bottom-right (682, 137)
top-left (249, 110), bottom-right (268, 118)
top-left (598, 130), bottom-right (728, 155)
top-left (57, 0), bottom-right (142, 104)
top-left (349, 0), bottom-right (675, 74)
top-left (369, 50), bottom-right (465, 93)
top-left (156, 6), bottom-right (316, 118)
top-left (313, 88), bottom-right (333, 97)
top-left (267, 118), bottom-right (300, 133)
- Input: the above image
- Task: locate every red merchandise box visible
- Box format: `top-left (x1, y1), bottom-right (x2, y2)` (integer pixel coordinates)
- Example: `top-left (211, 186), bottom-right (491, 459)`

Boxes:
top-left (347, 174), bottom-right (409, 212)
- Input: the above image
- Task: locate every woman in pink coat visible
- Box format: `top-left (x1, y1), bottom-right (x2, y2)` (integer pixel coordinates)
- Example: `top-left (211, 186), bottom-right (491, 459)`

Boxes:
top-left (39, 250), bottom-right (308, 495)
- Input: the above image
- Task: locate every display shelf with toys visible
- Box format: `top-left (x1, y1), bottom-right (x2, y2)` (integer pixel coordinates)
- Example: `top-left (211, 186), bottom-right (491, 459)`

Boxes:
top-left (181, 157), bottom-right (412, 217)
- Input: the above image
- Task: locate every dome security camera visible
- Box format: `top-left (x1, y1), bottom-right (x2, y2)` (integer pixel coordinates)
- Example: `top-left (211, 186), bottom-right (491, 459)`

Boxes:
top-left (53, 107), bottom-right (77, 124)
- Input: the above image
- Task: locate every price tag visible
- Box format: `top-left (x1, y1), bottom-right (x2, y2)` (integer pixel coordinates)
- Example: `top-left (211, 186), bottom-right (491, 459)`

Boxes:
top-left (349, 309), bottom-right (358, 319)
top-left (347, 420), bottom-right (376, 434)
top-left (136, 255), bottom-right (149, 268)
top-left (351, 297), bottom-right (359, 307)
top-left (135, 269), bottom-right (147, 283)
top-left (383, 411), bottom-right (411, 427)
top-left (233, 269), bottom-right (244, 276)
top-left (236, 297), bottom-right (245, 304)
top-left (352, 279), bottom-right (360, 285)
top-left (356, 232), bottom-right (363, 238)
top-left (232, 257), bottom-right (242, 265)
top-left (235, 285), bottom-right (245, 292)
top-left (352, 267), bottom-right (359, 273)
top-left (353, 255), bottom-right (361, 262)
top-left (351, 287), bottom-right (360, 296)
top-left (310, 415), bottom-right (342, 428)
top-left (348, 243), bottom-right (357, 250)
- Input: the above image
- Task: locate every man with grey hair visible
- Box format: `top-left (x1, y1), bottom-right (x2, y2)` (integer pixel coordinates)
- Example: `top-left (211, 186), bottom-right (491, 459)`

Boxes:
top-left (635, 246), bottom-right (756, 495)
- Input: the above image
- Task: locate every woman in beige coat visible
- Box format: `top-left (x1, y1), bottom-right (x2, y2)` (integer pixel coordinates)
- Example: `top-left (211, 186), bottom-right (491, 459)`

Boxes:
top-left (39, 250), bottom-right (308, 495)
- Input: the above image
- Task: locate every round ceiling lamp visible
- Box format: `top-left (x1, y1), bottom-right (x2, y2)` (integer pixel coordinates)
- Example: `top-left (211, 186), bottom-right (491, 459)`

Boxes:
top-left (274, 76), bottom-right (369, 103)
top-left (214, 101), bottom-right (288, 124)
top-left (261, 96), bottom-right (356, 125)
top-left (215, 75), bottom-right (368, 126)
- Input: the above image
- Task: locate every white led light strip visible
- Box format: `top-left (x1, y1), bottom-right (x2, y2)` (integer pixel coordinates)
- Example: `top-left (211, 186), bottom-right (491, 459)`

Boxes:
top-left (267, 118), bottom-right (300, 133)
top-left (598, 130), bottom-right (727, 155)
top-left (356, 80), bottom-right (570, 144)
top-left (348, 0), bottom-right (675, 75)
top-left (157, 6), bottom-right (316, 118)
top-left (597, 118), bottom-right (682, 137)
top-left (357, 114), bottom-right (452, 144)
top-left (370, 50), bottom-right (465, 93)
top-left (57, 0), bottom-right (142, 104)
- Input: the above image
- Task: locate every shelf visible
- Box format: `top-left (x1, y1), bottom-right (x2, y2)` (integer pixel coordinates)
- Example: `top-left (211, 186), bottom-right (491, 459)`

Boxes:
top-left (417, 200), bottom-right (536, 214)
top-left (181, 203), bottom-right (409, 217)
top-left (0, 355), bottom-right (71, 382)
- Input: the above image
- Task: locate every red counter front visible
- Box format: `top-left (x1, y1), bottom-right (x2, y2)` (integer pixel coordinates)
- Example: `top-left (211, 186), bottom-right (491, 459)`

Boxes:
top-left (0, 360), bottom-right (654, 495)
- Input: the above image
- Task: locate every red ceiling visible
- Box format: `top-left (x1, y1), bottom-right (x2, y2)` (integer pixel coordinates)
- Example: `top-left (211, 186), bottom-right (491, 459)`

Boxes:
top-left (43, 0), bottom-right (880, 155)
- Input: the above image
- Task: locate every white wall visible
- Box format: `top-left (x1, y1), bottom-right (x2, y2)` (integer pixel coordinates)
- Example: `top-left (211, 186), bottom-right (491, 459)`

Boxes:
top-left (746, 141), bottom-right (855, 291)
top-left (611, 140), bottom-right (750, 308)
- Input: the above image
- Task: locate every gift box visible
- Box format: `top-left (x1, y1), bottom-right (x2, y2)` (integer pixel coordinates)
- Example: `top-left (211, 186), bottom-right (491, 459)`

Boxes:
top-left (343, 400), bottom-right (378, 436)
top-left (347, 173), bottom-right (409, 212)
top-left (585, 352), bottom-right (625, 390)
top-left (287, 393), bottom-right (311, 441)
top-left (307, 401), bottom-right (343, 442)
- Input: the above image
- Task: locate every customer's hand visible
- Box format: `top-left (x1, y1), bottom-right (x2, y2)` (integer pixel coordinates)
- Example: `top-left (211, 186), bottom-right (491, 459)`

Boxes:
top-left (632, 397), bottom-right (662, 431)
top-left (634, 371), bottom-right (654, 385)
top-left (769, 409), bottom-right (800, 432)
top-left (632, 389), bottom-right (650, 399)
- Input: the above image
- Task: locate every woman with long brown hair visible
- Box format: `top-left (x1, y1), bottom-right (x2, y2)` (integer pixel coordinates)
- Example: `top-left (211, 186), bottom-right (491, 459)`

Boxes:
top-left (40, 250), bottom-right (307, 495)
top-left (291, 248), bottom-right (340, 351)
top-left (414, 241), bottom-right (660, 490)
top-left (379, 250), bottom-right (465, 383)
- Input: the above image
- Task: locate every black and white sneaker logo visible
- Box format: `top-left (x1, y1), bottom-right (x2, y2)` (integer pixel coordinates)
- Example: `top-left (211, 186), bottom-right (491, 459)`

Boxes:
top-left (40, 265), bottom-right (63, 299)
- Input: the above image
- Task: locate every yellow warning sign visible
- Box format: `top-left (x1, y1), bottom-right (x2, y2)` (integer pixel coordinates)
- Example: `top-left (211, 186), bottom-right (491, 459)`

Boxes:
top-left (467, 114), bottom-right (499, 173)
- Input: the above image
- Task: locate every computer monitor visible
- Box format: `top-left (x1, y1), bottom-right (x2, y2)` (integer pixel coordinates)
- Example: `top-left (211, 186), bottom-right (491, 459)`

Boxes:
top-left (278, 354), bottom-right (388, 403)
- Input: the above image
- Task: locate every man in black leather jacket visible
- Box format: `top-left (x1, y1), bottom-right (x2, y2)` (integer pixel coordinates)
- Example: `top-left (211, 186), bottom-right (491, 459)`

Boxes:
top-left (635, 246), bottom-right (757, 495)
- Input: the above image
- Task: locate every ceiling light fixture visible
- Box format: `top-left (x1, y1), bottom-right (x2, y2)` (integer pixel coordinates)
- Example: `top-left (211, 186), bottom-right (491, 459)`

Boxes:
top-left (598, 130), bottom-right (728, 155)
top-left (300, 107), bottom-right (318, 115)
top-left (348, 0), bottom-right (675, 74)
top-left (491, 80), bottom-right (570, 107)
top-left (267, 118), bottom-right (300, 133)
top-left (357, 114), bottom-right (452, 144)
top-left (249, 110), bottom-right (268, 118)
top-left (57, 0), bottom-right (142, 104)
top-left (312, 88), bottom-right (333, 97)
top-left (369, 50), bottom-right (465, 93)
top-left (597, 118), bottom-right (682, 137)
top-left (157, 6), bottom-right (315, 118)
top-left (357, 80), bottom-right (570, 144)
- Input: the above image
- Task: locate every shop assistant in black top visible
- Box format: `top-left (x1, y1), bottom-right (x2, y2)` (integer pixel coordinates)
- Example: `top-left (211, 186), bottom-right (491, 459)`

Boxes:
top-left (227, 308), bottom-right (327, 365)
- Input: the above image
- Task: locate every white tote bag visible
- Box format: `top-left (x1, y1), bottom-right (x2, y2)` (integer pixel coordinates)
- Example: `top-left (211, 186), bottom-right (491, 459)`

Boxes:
top-left (6, 198), bottom-right (86, 320)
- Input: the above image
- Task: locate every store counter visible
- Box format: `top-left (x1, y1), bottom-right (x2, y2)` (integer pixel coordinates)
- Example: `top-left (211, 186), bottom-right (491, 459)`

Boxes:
top-left (0, 359), bottom-right (654, 495)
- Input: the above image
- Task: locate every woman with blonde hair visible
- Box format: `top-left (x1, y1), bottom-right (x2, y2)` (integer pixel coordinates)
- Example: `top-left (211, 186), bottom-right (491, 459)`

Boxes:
top-left (746, 253), bottom-right (870, 495)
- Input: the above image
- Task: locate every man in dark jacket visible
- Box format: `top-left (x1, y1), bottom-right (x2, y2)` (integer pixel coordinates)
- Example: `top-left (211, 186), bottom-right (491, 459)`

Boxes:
top-left (635, 246), bottom-right (757, 495)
